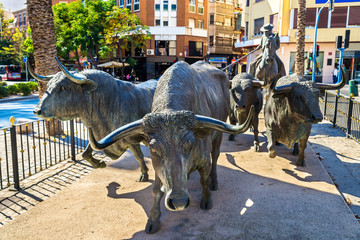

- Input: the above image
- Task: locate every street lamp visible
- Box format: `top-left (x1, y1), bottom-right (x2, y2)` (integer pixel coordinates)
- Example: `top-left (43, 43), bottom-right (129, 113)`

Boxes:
top-left (312, 0), bottom-right (334, 82)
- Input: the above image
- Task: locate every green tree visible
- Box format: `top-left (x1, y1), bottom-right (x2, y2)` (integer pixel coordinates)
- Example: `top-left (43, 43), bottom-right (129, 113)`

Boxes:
top-left (53, 0), bottom-right (114, 68)
top-left (102, 7), bottom-right (150, 78)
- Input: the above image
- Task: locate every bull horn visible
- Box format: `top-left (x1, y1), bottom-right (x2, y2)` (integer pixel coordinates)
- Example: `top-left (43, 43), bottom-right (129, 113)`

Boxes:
top-left (27, 61), bottom-right (55, 82)
top-left (269, 71), bottom-right (292, 93)
top-left (55, 57), bottom-right (93, 85)
top-left (194, 105), bottom-right (254, 134)
top-left (314, 67), bottom-right (346, 90)
top-left (231, 89), bottom-right (239, 103)
top-left (252, 80), bottom-right (264, 88)
top-left (89, 119), bottom-right (144, 150)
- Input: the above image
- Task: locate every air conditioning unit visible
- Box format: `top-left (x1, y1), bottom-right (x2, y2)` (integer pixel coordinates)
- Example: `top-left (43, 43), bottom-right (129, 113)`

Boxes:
top-left (146, 49), bottom-right (155, 56)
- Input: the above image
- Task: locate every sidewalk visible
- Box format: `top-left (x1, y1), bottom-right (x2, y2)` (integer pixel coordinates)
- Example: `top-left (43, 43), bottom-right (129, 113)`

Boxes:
top-left (0, 117), bottom-right (359, 239)
top-left (0, 94), bottom-right (38, 103)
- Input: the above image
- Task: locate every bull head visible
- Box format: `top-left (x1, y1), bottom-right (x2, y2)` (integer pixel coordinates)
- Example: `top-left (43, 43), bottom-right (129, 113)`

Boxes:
top-left (89, 106), bottom-right (255, 151)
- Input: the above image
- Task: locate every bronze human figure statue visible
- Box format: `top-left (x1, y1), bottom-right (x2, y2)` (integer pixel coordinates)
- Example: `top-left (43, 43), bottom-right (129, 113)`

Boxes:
top-left (249, 23), bottom-right (286, 88)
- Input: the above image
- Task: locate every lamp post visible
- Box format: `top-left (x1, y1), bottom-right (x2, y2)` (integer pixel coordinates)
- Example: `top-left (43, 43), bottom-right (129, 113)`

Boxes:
top-left (312, 0), bottom-right (334, 82)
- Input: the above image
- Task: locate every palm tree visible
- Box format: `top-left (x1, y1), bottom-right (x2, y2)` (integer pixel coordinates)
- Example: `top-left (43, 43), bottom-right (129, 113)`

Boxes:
top-left (27, 0), bottom-right (61, 135)
top-left (295, 0), bottom-right (306, 76)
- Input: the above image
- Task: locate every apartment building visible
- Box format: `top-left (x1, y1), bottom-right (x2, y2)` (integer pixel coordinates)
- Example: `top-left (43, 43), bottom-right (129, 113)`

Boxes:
top-left (236, 0), bottom-right (360, 83)
top-left (208, 0), bottom-right (244, 69)
top-left (11, 0), bottom-right (77, 34)
top-left (117, 0), bottom-right (208, 79)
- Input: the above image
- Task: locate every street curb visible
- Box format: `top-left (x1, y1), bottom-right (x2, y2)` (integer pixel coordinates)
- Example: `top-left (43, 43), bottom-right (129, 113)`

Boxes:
top-left (0, 94), bottom-right (39, 103)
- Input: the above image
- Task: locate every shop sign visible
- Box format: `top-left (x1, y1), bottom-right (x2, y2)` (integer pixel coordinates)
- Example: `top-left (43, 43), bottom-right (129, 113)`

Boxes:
top-left (209, 57), bottom-right (227, 63)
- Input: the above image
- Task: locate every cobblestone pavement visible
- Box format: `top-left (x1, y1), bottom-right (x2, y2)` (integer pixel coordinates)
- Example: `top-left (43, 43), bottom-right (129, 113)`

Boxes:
top-left (0, 153), bottom-right (104, 226)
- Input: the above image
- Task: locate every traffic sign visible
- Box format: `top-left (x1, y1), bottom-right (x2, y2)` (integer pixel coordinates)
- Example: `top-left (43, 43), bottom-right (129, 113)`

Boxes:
top-left (23, 56), bottom-right (27, 63)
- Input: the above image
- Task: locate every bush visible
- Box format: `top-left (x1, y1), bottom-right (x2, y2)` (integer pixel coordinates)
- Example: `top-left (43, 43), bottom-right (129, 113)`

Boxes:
top-left (16, 83), bottom-right (31, 96)
top-left (28, 81), bottom-right (38, 92)
top-left (0, 86), bottom-right (9, 98)
top-left (0, 81), bottom-right (7, 87)
top-left (6, 84), bottom-right (20, 95)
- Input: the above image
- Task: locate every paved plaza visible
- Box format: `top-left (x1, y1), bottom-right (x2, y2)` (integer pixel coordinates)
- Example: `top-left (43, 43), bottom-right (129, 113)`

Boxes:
top-left (0, 115), bottom-right (359, 239)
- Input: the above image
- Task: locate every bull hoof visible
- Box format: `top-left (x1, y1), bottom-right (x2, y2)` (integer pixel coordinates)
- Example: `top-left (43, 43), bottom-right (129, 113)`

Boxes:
top-left (137, 173), bottom-right (149, 182)
top-left (269, 150), bottom-right (276, 158)
top-left (145, 219), bottom-right (161, 234)
top-left (89, 160), bottom-right (106, 169)
top-left (210, 180), bottom-right (218, 191)
top-left (296, 159), bottom-right (305, 167)
top-left (228, 134), bottom-right (235, 141)
top-left (200, 198), bottom-right (212, 210)
top-left (254, 143), bottom-right (260, 152)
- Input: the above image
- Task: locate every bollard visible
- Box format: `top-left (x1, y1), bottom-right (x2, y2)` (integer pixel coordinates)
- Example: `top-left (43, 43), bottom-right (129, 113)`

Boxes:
top-left (349, 80), bottom-right (358, 97)
top-left (333, 93), bottom-right (339, 128)
top-left (346, 98), bottom-right (354, 138)
top-left (70, 120), bottom-right (76, 162)
top-left (9, 117), bottom-right (21, 190)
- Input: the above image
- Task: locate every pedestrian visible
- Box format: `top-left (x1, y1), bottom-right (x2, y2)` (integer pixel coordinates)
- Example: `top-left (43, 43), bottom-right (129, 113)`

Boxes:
top-left (332, 64), bottom-right (338, 83)
top-left (126, 74), bottom-right (130, 81)
top-left (130, 69), bottom-right (136, 84)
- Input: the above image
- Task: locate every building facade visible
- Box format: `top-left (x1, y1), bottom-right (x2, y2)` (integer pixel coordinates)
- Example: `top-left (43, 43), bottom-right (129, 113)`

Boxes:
top-left (117, 0), bottom-right (208, 79)
top-left (207, 0), bottom-right (244, 69)
top-left (236, 0), bottom-right (360, 83)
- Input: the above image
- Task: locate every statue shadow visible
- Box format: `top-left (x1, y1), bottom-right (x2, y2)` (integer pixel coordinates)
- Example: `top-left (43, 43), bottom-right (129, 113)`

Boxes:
top-left (107, 145), bottom-right (151, 171)
top-left (221, 132), bottom-right (268, 153)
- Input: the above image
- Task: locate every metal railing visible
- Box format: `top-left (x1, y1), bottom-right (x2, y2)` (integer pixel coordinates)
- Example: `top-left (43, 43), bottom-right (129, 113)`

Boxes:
top-left (0, 118), bottom-right (89, 190)
top-left (320, 91), bottom-right (360, 143)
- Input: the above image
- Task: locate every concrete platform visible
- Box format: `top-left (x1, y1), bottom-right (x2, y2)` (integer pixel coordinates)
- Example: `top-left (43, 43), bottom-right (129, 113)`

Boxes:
top-left (0, 119), bottom-right (359, 239)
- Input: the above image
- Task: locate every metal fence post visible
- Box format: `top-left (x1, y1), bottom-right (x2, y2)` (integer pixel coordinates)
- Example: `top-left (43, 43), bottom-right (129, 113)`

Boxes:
top-left (333, 94), bottom-right (339, 127)
top-left (346, 98), bottom-right (354, 138)
top-left (9, 120), bottom-right (21, 190)
top-left (324, 91), bottom-right (328, 116)
top-left (70, 120), bottom-right (76, 162)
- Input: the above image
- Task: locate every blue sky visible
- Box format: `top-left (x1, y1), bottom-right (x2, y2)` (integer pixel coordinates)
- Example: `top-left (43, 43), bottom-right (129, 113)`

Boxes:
top-left (0, 0), bottom-right (26, 12)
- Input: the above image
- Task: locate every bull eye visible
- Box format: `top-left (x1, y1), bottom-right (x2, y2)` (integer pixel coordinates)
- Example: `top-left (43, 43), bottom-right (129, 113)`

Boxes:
top-left (59, 86), bottom-right (65, 91)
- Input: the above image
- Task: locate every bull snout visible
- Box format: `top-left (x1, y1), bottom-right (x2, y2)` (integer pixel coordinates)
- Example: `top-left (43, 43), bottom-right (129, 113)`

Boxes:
top-left (33, 108), bottom-right (42, 116)
top-left (311, 114), bottom-right (323, 123)
top-left (165, 191), bottom-right (190, 211)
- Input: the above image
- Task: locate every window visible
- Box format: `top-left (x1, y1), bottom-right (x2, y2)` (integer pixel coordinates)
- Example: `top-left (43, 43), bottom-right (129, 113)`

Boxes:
top-left (23, 13), bottom-right (26, 24)
top-left (305, 8), bottom-right (316, 27)
top-left (164, 2), bottom-right (168, 11)
top-left (255, 0), bottom-right (264, 3)
top-left (19, 14), bottom-right (22, 26)
top-left (163, 20), bottom-right (169, 26)
top-left (349, 6), bottom-right (360, 26)
top-left (318, 8), bottom-right (328, 28)
top-left (155, 41), bottom-right (176, 56)
top-left (246, 0), bottom-right (249, 6)
top-left (171, 4), bottom-right (177, 11)
top-left (331, 7), bottom-right (347, 28)
top-left (225, 17), bottom-right (232, 26)
top-left (209, 36), bottom-right (214, 46)
top-left (155, 19), bottom-right (161, 26)
top-left (189, 18), bottom-right (195, 28)
top-left (210, 14), bottom-right (214, 25)
top-left (226, 0), bottom-right (233, 4)
top-left (126, 0), bottom-right (132, 11)
top-left (134, 0), bottom-right (139, 11)
top-left (245, 21), bottom-right (249, 37)
top-left (189, 0), bottom-right (195, 13)
top-left (198, 20), bottom-right (204, 29)
top-left (189, 41), bottom-right (203, 56)
top-left (155, 4), bottom-right (160, 11)
top-left (198, 0), bottom-right (204, 14)
top-left (254, 17), bottom-right (264, 35)
top-left (119, 0), bottom-right (124, 7)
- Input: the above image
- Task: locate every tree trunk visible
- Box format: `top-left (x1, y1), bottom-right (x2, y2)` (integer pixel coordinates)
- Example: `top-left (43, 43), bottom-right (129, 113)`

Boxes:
top-left (295, 0), bottom-right (306, 76)
top-left (27, 0), bottom-right (62, 136)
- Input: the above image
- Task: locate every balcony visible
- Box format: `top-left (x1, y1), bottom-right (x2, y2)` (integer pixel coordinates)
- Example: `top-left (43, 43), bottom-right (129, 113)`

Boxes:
top-left (185, 27), bottom-right (208, 38)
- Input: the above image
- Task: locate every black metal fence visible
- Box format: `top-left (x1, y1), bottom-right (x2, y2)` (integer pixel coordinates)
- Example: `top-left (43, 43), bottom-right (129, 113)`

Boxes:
top-left (0, 119), bottom-right (89, 190)
top-left (320, 91), bottom-right (360, 143)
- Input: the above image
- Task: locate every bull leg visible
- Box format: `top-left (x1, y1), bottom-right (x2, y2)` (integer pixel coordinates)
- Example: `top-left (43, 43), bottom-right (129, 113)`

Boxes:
top-left (128, 144), bottom-right (149, 182)
top-left (292, 142), bottom-right (299, 155)
top-left (266, 128), bottom-right (276, 158)
top-left (210, 135), bottom-right (222, 191)
top-left (145, 175), bottom-right (164, 234)
top-left (253, 116), bottom-right (260, 152)
top-left (198, 164), bottom-right (212, 210)
top-left (228, 112), bottom-right (236, 141)
top-left (297, 134), bottom-right (310, 167)
top-left (82, 144), bottom-right (106, 168)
